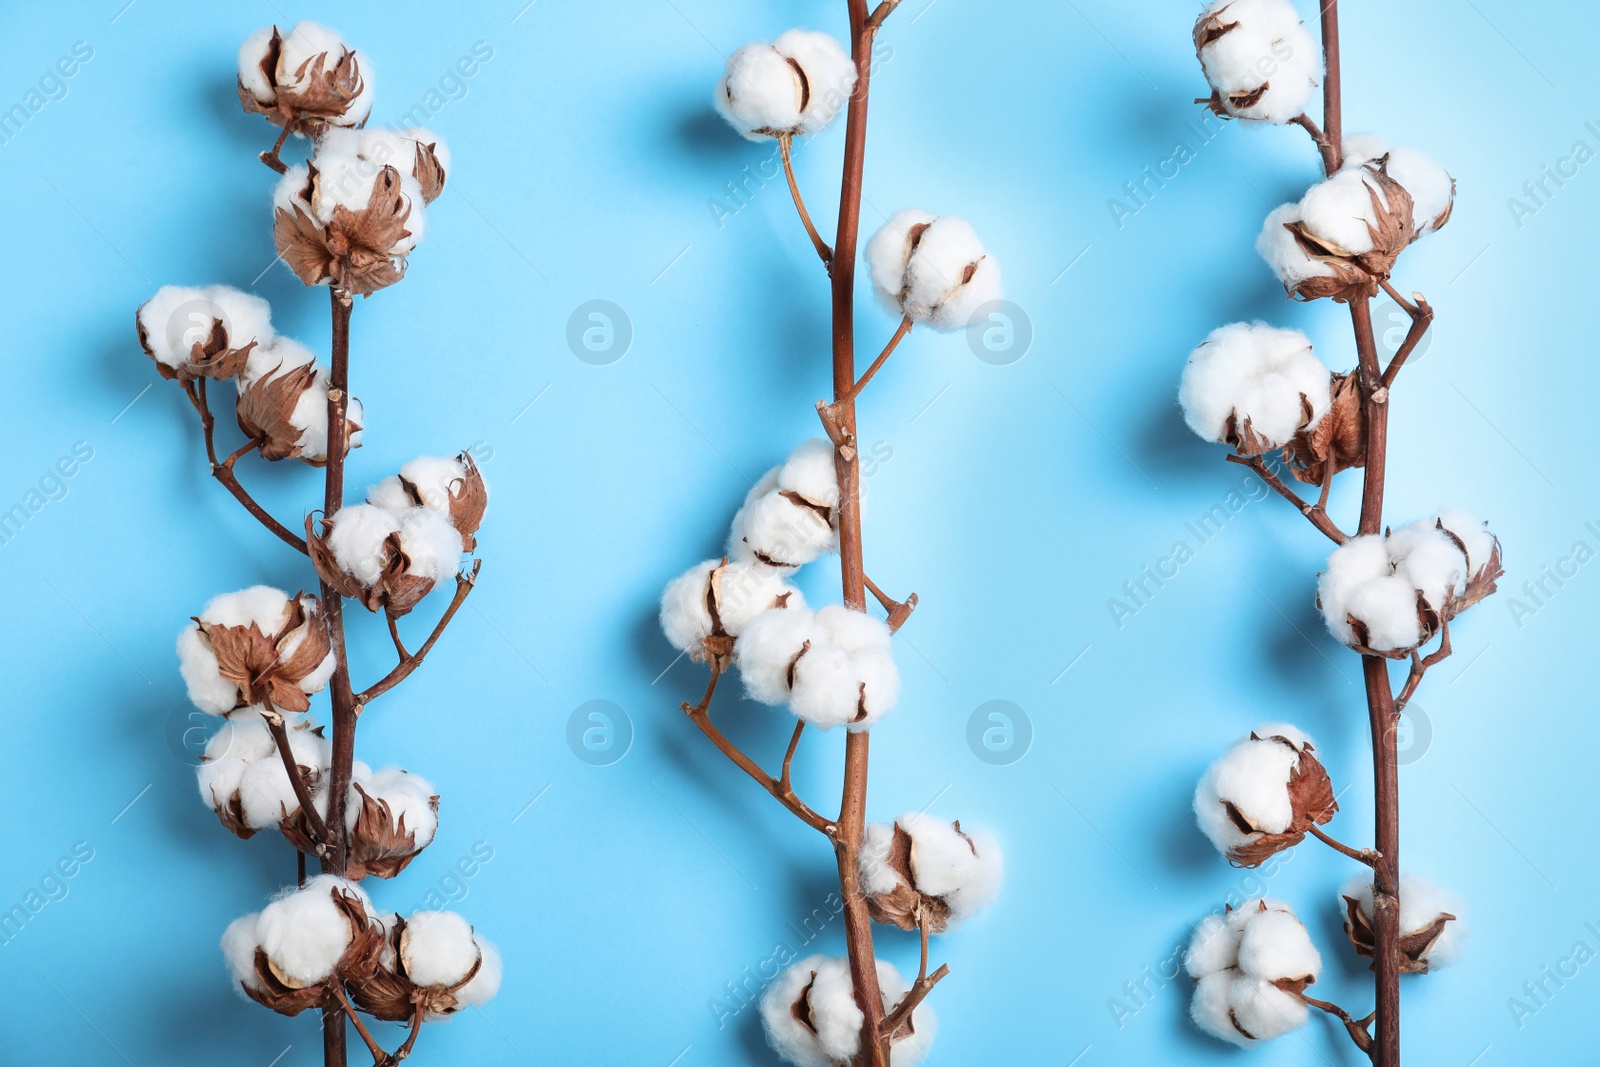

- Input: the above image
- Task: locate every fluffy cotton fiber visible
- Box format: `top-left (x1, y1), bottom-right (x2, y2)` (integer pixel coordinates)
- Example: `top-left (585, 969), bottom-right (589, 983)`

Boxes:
top-left (349, 765), bottom-right (438, 847)
top-left (713, 29), bottom-right (856, 140)
top-left (1192, 724), bottom-right (1314, 857)
top-left (859, 814), bottom-right (1003, 925)
top-left (1186, 899), bottom-right (1321, 1047)
top-left (660, 559), bottom-right (805, 659)
top-left (198, 715), bottom-right (330, 832)
top-left (1194, 0), bottom-right (1321, 124)
top-left (1179, 323), bottom-right (1331, 450)
top-left (761, 955), bottom-right (935, 1067)
top-left (136, 284), bottom-right (275, 372)
top-left (1340, 873), bottom-right (1467, 969)
top-left (248, 875), bottom-right (373, 988)
top-left (399, 911), bottom-right (505, 1013)
top-left (1256, 203), bottom-right (1334, 288)
top-left (243, 22), bottom-right (374, 127)
top-left (178, 587), bottom-right (335, 716)
top-left (865, 211), bottom-right (1001, 331)
top-left (734, 605), bottom-right (899, 730)
top-left (1341, 134), bottom-right (1454, 236)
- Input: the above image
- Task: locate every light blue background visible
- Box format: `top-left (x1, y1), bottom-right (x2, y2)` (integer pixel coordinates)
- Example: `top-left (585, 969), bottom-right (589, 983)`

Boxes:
top-left (1, 1), bottom-right (1595, 1064)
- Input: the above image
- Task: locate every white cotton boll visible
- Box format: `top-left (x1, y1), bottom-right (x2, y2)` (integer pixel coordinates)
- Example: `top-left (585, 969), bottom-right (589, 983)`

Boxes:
top-left (1387, 525), bottom-right (1468, 609)
top-left (789, 643), bottom-right (861, 729)
top-left (734, 606), bottom-right (818, 705)
top-left (242, 336), bottom-right (317, 386)
top-left (1186, 913), bottom-right (1242, 978)
top-left (277, 23), bottom-right (374, 127)
top-left (178, 625), bottom-right (241, 716)
top-left (1318, 535), bottom-right (1394, 645)
top-left (858, 823), bottom-right (900, 896)
top-left (1298, 169), bottom-right (1389, 256)
top-left (136, 286), bottom-right (205, 370)
top-left (256, 875), bottom-right (369, 986)
top-left (352, 767), bottom-right (438, 846)
top-left (716, 561), bottom-right (803, 637)
top-left (1344, 575), bottom-right (1422, 652)
top-left (799, 957), bottom-right (865, 1063)
top-left (327, 504), bottom-right (401, 586)
top-left (401, 911), bottom-right (481, 987)
top-left (1193, 731), bottom-right (1303, 854)
top-left (238, 28), bottom-right (277, 104)
top-left (1341, 136), bottom-right (1454, 235)
top-left (814, 605), bottom-right (892, 656)
top-left (1237, 908), bottom-right (1322, 982)
top-left (944, 828), bottom-right (1002, 921)
top-left (1190, 971), bottom-right (1250, 1047)
top-left (714, 43), bottom-right (805, 140)
top-left (1228, 974), bottom-right (1308, 1041)
top-left (395, 507), bottom-right (463, 582)
top-left (761, 955), bottom-right (844, 1067)
top-left (1432, 508), bottom-right (1497, 576)
top-left (451, 936), bottom-right (502, 1009)
top-left (737, 491), bottom-right (835, 569)
top-left (1196, 0), bottom-right (1320, 124)
top-left (1178, 322), bottom-right (1330, 447)
top-left (204, 716), bottom-right (279, 763)
top-left (399, 456), bottom-right (472, 513)
top-left (1340, 874), bottom-right (1467, 969)
top-left (850, 648), bottom-right (900, 729)
top-left (778, 439), bottom-right (840, 510)
top-left (898, 215), bottom-right (999, 331)
top-left (1257, 203), bottom-right (1333, 286)
top-left (1340, 133), bottom-right (1390, 166)
top-left (660, 560), bottom-right (718, 654)
top-left (221, 912), bottom-right (265, 994)
top-left (773, 30), bottom-right (857, 135)
top-left (238, 750), bottom-right (314, 829)
top-left (197, 757), bottom-right (249, 811)
top-left (865, 209), bottom-right (936, 315)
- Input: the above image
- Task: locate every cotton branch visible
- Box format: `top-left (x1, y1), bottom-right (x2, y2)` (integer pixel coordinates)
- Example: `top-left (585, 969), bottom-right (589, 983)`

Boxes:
top-left (1394, 616), bottom-right (1451, 713)
top-left (260, 126), bottom-right (291, 174)
top-left (1291, 114), bottom-right (1339, 176)
top-left (355, 560), bottom-right (482, 707)
top-left (878, 910), bottom-right (948, 1046)
top-left (263, 706), bottom-right (331, 854)
top-left (332, 985), bottom-right (387, 1065)
top-left (867, 0), bottom-right (903, 30)
top-left (1308, 824), bottom-right (1379, 868)
top-left (1299, 993), bottom-right (1375, 1057)
top-left (778, 134), bottom-right (834, 268)
top-left (1224, 453), bottom-right (1349, 544)
top-left (864, 575), bottom-right (918, 634)
top-left (1378, 282), bottom-right (1434, 389)
top-left (183, 379), bottom-right (310, 555)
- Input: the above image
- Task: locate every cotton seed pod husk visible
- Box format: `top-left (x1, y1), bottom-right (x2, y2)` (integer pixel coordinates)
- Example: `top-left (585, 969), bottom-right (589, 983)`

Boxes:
top-left (411, 139), bottom-right (448, 204)
top-left (135, 308), bottom-right (257, 382)
top-left (863, 821), bottom-right (977, 933)
top-left (385, 452), bottom-right (487, 550)
top-left (242, 886), bottom-right (384, 1016)
top-left (344, 783), bottom-right (439, 880)
top-left (235, 362), bottom-right (362, 465)
top-left (237, 26), bottom-right (370, 137)
top-left (1340, 895), bottom-right (1458, 974)
top-left (274, 163), bottom-right (416, 296)
top-left (1283, 371), bottom-right (1365, 485)
top-left (1219, 733), bottom-right (1338, 867)
top-left (347, 915), bottom-right (488, 1021)
top-left (195, 593), bottom-right (333, 714)
top-left (1282, 162), bottom-right (1416, 303)
top-left (1437, 522), bottom-right (1504, 619)
top-left (306, 517), bottom-right (440, 618)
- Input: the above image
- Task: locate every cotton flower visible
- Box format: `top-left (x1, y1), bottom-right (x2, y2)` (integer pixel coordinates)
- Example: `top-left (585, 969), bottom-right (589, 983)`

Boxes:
top-left (1193, 0), bottom-right (1320, 124)
top-left (308, 504), bottom-right (464, 618)
top-left (197, 715), bottom-right (330, 838)
top-left (235, 353), bottom-right (365, 465)
top-left (1194, 724), bottom-right (1337, 867)
top-left (714, 30), bottom-right (857, 140)
top-left (860, 814), bottom-right (1002, 931)
top-left (734, 604), bottom-right (900, 730)
top-left (1340, 134), bottom-right (1455, 237)
top-left (342, 766), bottom-right (439, 880)
top-left (222, 875), bottom-right (384, 1016)
top-left (866, 211), bottom-right (1002, 330)
top-left (1259, 161), bottom-right (1415, 302)
top-left (1186, 899), bottom-right (1323, 1047)
top-left (318, 126), bottom-right (450, 204)
top-left (349, 910), bottom-right (502, 1021)
top-left (729, 440), bottom-right (842, 569)
top-left (237, 23), bottom-right (374, 136)
top-left (367, 452), bottom-right (489, 550)
top-left (1178, 323), bottom-right (1331, 455)
top-left (761, 955), bottom-right (936, 1067)
top-left (660, 558), bottom-right (805, 666)
top-left (1339, 874), bottom-right (1466, 973)
top-left (177, 586), bottom-right (335, 716)
top-left (272, 149), bottom-right (427, 296)
top-left (1318, 513), bottom-right (1501, 655)
top-left (136, 285), bottom-right (274, 382)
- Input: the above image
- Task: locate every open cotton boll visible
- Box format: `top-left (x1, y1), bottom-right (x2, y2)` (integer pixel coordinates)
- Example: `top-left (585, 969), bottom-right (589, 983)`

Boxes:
top-left (198, 757), bottom-right (250, 812)
top-left (1187, 899), bottom-right (1318, 1046)
top-left (777, 439), bottom-right (840, 511)
top-left (238, 731), bottom-right (330, 829)
top-left (1298, 168), bottom-right (1393, 256)
top-left (1193, 725), bottom-right (1335, 867)
top-left (1179, 323), bottom-right (1330, 450)
top-left (814, 605), bottom-right (892, 656)
top-left (349, 767), bottom-right (439, 845)
top-left (1432, 508), bottom-right (1498, 577)
top-left (1340, 135), bottom-right (1454, 235)
top-left (760, 956), bottom-right (933, 1067)
top-left (903, 216), bottom-right (1000, 331)
top-left (1194, 0), bottom-right (1320, 124)
top-left (735, 490), bottom-right (835, 569)
top-left (1228, 975), bottom-right (1309, 1041)
top-left (1340, 873), bottom-right (1466, 971)
top-left (204, 716), bottom-right (280, 763)
top-left (221, 912), bottom-right (266, 994)
top-left (714, 43), bottom-right (805, 139)
top-left (1237, 907), bottom-right (1322, 982)
top-left (882, 814), bottom-right (1004, 925)
top-left (716, 561), bottom-right (804, 636)
top-left (1344, 576), bottom-right (1423, 652)
top-left (326, 505), bottom-right (402, 586)
top-left (1257, 203), bottom-right (1334, 287)
top-left (661, 560), bottom-right (805, 661)
top-left (401, 911), bottom-right (482, 988)
top-left (276, 22), bottom-right (374, 126)
top-left (1190, 971), bottom-right (1250, 1047)
top-left (734, 606), bottom-right (819, 704)
top-left (394, 507), bottom-right (464, 582)
top-left (453, 936), bottom-right (502, 1009)
top-left (242, 336), bottom-right (316, 387)
top-left (774, 30), bottom-right (857, 134)
top-left (238, 28), bottom-right (277, 105)
top-left (309, 152), bottom-right (428, 254)
top-left (851, 649), bottom-right (900, 729)
top-left (256, 875), bottom-right (371, 987)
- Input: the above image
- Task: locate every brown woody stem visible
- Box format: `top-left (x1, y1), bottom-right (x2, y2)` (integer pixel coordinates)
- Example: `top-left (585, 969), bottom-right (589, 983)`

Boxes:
top-left (384, 1004), bottom-right (426, 1065)
top-left (780, 721), bottom-right (806, 794)
top-left (331, 985), bottom-right (384, 1065)
top-left (356, 560), bottom-right (482, 706)
top-left (186, 379), bottom-right (310, 555)
top-left (1223, 453), bottom-right (1349, 544)
top-left (779, 134), bottom-right (834, 268)
top-left (867, 0), bottom-right (903, 30)
top-left (264, 706), bottom-right (331, 853)
top-left (839, 317), bottom-right (912, 405)
top-left (1308, 824), bottom-right (1378, 867)
top-left (1379, 284), bottom-right (1434, 389)
top-left (1300, 992), bottom-right (1375, 1057)
top-left (1292, 113), bottom-right (1340, 175)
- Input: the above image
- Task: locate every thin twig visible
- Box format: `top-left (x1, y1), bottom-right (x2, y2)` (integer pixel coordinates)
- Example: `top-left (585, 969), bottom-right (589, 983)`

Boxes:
top-left (386, 613), bottom-right (410, 661)
top-left (1308, 824), bottom-right (1378, 867)
top-left (383, 1004), bottom-right (425, 1065)
top-left (878, 960), bottom-right (949, 1044)
top-left (778, 134), bottom-right (833, 268)
top-left (331, 984), bottom-right (385, 1065)
top-left (263, 706), bottom-right (331, 853)
top-left (867, 0), bottom-right (903, 30)
top-left (260, 125), bottom-right (291, 174)
top-left (184, 380), bottom-right (310, 554)
top-left (1291, 113), bottom-right (1339, 175)
top-left (355, 560), bottom-right (482, 706)
top-left (840, 317), bottom-right (913, 406)
top-left (1395, 615), bottom-right (1451, 713)
top-left (864, 574), bottom-right (918, 634)
top-left (1224, 453), bottom-right (1349, 544)
top-left (1299, 992), bottom-right (1375, 1056)
top-left (1378, 285), bottom-right (1434, 389)
top-left (780, 721), bottom-right (806, 793)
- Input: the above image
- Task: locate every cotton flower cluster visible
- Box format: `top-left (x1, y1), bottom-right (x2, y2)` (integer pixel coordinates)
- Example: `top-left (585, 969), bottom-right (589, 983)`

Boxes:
top-left (859, 815), bottom-right (1002, 931)
top-left (1341, 134), bottom-right (1455, 237)
top-left (237, 22), bottom-right (374, 136)
top-left (222, 875), bottom-right (384, 1015)
top-left (272, 121), bottom-right (450, 296)
top-left (1318, 510), bottom-right (1501, 655)
top-left (865, 211), bottom-right (1002, 331)
top-left (351, 909), bottom-right (502, 1021)
top-left (736, 604), bottom-right (900, 730)
top-left (761, 955), bottom-right (936, 1067)
top-left (197, 715), bottom-right (329, 839)
top-left (235, 334), bottom-right (367, 465)
top-left (1258, 160), bottom-right (1414, 302)
top-left (728, 439), bottom-right (842, 570)
top-left (308, 501), bottom-right (465, 618)
top-left (1186, 899), bottom-right (1323, 1047)
top-left (177, 586), bottom-right (336, 716)
top-left (1340, 874), bottom-right (1465, 974)
top-left (1192, 0), bottom-right (1320, 124)
top-left (367, 452), bottom-right (489, 550)
top-left (1194, 724), bottom-right (1337, 867)
top-left (136, 284), bottom-right (274, 381)
top-left (714, 30), bottom-right (856, 140)
top-left (661, 557), bottom-right (804, 666)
